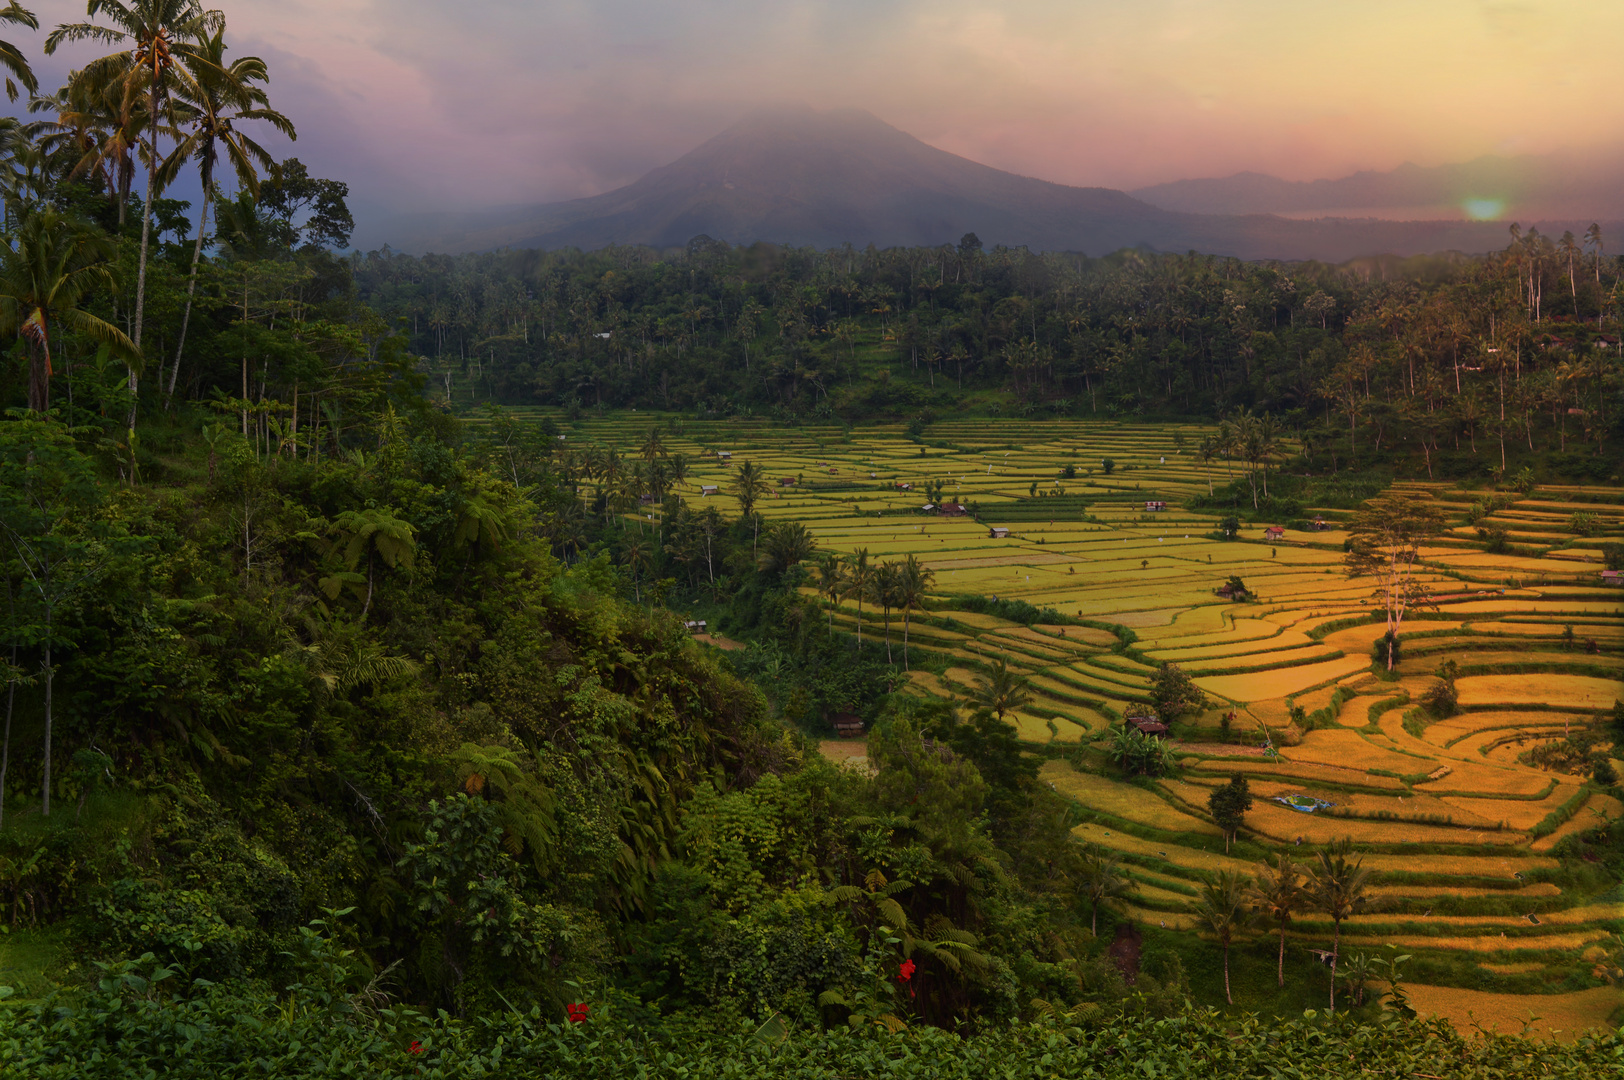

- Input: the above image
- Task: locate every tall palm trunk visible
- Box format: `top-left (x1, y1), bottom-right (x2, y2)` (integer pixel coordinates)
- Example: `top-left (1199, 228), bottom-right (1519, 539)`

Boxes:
top-left (1223, 943), bottom-right (1232, 1005)
top-left (168, 157), bottom-right (213, 405)
top-left (1329, 919), bottom-right (1341, 1010)
top-left (1277, 923), bottom-right (1287, 987)
top-left (129, 80), bottom-right (159, 428)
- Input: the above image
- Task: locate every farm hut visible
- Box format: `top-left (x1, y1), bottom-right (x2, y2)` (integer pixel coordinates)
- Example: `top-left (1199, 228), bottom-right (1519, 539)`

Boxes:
top-left (778, 477), bottom-right (795, 486)
top-left (700, 484), bottom-right (720, 496)
top-left (921, 503), bottom-right (936, 512)
top-left (939, 502), bottom-right (968, 517)
top-left (638, 494), bottom-right (656, 505)
top-left (895, 482), bottom-right (913, 491)
top-left (1123, 706), bottom-right (1168, 737)
top-left (1144, 500), bottom-right (1167, 512)
top-left (682, 619), bottom-right (708, 632)
top-left (1603, 570), bottom-right (1622, 585)
top-left (989, 527), bottom-right (1012, 539)
top-left (1263, 526), bottom-right (1286, 541)
top-left (829, 712), bottom-right (865, 737)
top-left (1215, 581), bottom-right (1248, 600)
top-left (717, 451), bottom-right (732, 459)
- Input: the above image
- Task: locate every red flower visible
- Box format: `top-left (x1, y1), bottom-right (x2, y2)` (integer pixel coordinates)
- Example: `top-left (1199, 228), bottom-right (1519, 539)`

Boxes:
top-left (566, 1003), bottom-right (590, 1024)
top-left (897, 959), bottom-right (916, 982)
top-left (408, 1040), bottom-right (423, 1055)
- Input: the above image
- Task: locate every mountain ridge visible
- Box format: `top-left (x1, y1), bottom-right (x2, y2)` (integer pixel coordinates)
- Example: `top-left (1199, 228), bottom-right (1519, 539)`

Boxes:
top-left (371, 109), bottom-right (1621, 260)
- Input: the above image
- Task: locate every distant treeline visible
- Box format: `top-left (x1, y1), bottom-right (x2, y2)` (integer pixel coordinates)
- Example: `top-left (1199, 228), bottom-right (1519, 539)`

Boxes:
top-left (353, 232), bottom-right (1623, 456)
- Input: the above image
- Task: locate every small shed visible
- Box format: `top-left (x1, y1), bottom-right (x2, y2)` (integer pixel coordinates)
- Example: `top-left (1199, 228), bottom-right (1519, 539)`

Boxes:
top-left (700, 484), bottom-right (720, 496)
top-left (829, 712), bottom-right (865, 737)
top-left (778, 477), bottom-right (795, 486)
top-left (682, 619), bottom-right (707, 632)
top-left (717, 451), bottom-right (732, 460)
top-left (939, 502), bottom-right (968, 517)
top-left (1603, 570), bottom-right (1622, 585)
top-left (921, 503), bottom-right (936, 512)
top-left (895, 481), bottom-right (913, 491)
top-left (1124, 706), bottom-right (1168, 737)
top-left (1264, 526), bottom-right (1286, 541)
top-left (638, 493), bottom-right (656, 504)
top-left (989, 526), bottom-right (1011, 539)
top-left (1144, 500), bottom-right (1167, 512)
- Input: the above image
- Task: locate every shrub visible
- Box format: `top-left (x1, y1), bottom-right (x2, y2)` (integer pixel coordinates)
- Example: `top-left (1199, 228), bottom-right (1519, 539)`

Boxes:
top-left (1594, 759), bottom-right (1619, 788)
top-left (1477, 526), bottom-right (1510, 554)
top-left (1101, 458), bottom-right (1115, 475)
top-left (1372, 630), bottom-right (1402, 667)
top-left (1601, 542), bottom-right (1624, 571)
top-left (1569, 511), bottom-right (1602, 537)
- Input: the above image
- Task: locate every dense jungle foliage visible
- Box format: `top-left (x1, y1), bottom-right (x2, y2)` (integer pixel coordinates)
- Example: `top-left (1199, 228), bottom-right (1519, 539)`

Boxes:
top-left (0, 4), bottom-right (1618, 1073)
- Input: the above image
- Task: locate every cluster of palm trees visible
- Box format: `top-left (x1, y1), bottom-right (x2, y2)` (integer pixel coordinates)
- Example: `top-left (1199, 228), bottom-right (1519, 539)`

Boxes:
top-left (811, 547), bottom-right (935, 669)
top-left (1082, 838), bottom-right (1374, 1009)
top-left (554, 429), bottom-right (691, 529)
top-left (0, 1), bottom-right (293, 421)
top-left (1195, 407), bottom-right (1282, 508)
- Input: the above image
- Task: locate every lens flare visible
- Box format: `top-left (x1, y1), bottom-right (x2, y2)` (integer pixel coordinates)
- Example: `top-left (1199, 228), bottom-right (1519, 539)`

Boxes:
top-left (1461, 198), bottom-right (1505, 221)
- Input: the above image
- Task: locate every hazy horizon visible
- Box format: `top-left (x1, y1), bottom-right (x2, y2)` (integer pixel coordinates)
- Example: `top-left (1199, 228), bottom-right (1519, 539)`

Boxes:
top-left (12, 0), bottom-right (1624, 245)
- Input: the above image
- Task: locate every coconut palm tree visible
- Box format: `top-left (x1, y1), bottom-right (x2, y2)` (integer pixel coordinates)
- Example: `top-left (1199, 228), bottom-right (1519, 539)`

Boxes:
top-left (28, 58), bottom-right (142, 226)
top-left (844, 548), bottom-right (873, 648)
top-left (0, 206), bottom-right (137, 412)
top-left (1198, 870), bottom-right (1254, 1005)
top-left (158, 25), bottom-right (293, 406)
top-left (893, 553), bottom-right (933, 671)
top-left (0, 2), bottom-right (38, 103)
top-left (47, 0), bottom-right (224, 421)
top-left (1306, 838), bottom-right (1375, 1011)
top-left (756, 520), bottom-right (816, 574)
top-left (813, 553), bottom-right (847, 637)
top-left (1076, 844), bottom-right (1135, 937)
top-left (731, 459), bottom-right (770, 553)
top-left (968, 656), bottom-right (1030, 719)
top-left (870, 560), bottom-right (900, 663)
top-left (1249, 853), bottom-right (1303, 988)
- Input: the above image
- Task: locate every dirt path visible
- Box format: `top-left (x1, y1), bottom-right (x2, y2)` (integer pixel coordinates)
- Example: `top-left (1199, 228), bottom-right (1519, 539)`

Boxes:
top-left (1107, 922), bottom-right (1142, 984)
top-left (693, 632), bottom-right (745, 650)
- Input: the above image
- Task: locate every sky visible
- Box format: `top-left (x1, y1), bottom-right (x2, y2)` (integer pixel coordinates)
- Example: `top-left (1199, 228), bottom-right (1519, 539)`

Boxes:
top-left (11, 1), bottom-right (1624, 245)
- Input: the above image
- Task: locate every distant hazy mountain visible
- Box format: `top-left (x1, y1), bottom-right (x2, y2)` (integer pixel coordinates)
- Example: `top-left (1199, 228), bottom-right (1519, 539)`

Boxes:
top-left (1131, 149), bottom-right (1624, 221)
top-left (374, 109), bottom-right (1620, 261)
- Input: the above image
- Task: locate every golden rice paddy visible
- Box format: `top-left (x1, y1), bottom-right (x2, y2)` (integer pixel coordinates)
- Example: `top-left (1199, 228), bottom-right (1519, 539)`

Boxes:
top-left (530, 410), bottom-right (1624, 1035)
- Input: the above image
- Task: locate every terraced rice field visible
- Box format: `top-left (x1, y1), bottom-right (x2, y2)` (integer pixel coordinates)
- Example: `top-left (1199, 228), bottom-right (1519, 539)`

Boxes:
top-left (498, 409), bottom-right (1624, 1032)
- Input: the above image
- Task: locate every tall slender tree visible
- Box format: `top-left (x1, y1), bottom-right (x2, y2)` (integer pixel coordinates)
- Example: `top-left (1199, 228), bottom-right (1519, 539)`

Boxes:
top-left (1306, 838), bottom-right (1375, 1011)
top-left (47, 0), bottom-right (224, 424)
top-left (159, 25), bottom-right (293, 406)
top-left (1249, 853), bottom-right (1304, 988)
top-left (1197, 870), bottom-right (1254, 1005)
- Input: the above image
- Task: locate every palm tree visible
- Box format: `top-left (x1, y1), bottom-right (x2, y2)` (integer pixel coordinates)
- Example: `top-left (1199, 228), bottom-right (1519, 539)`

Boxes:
top-left (159, 25), bottom-right (293, 406)
top-left (1306, 838), bottom-right (1375, 1011)
top-left (844, 548), bottom-right (873, 648)
top-left (0, 3), bottom-right (38, 103)
top-left (756, 520), bottom-right (816, 574)
top-left (47, 0), bottom-right (224, 421)
top-left (894, 553), bottom-right (933, 670)
top-left (1197, 870), bottom-right (1254, 1005)
top-left (1076, 844), bottom-right (1135, 936)
top-left (968, 657), bottom-right (1030, 719)
top-left (870, 560), bottom-right (900, 663)
top-left (813, 553), bottom-right (847, 637)
top-left (1249, 853), bottom-right (1303, 988)
top-left (623, 535), bottom-right (650, 603)
top-left (0, 206), bottom-right (137, 412)
top-left (730, 458), bottom-right (770, 553)
top-left (1559, 230), bottom-right (1581, 316)
top-left (638, 426), bottom-right (666, 464)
